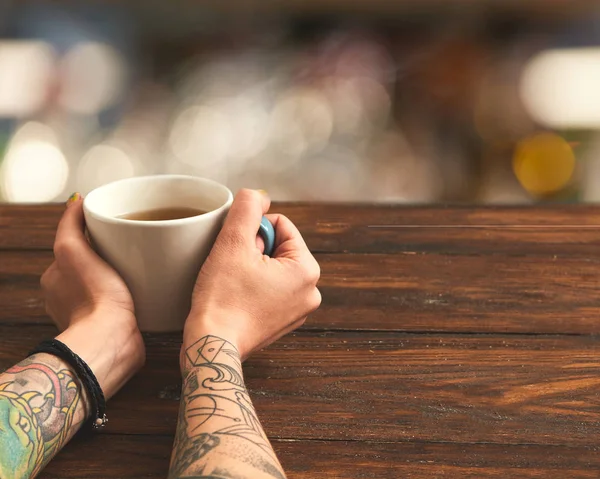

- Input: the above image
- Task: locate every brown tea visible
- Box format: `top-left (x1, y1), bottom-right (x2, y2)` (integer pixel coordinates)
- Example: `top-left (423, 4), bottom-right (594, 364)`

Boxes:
top-left (118, 207), bottom-right (208, 221)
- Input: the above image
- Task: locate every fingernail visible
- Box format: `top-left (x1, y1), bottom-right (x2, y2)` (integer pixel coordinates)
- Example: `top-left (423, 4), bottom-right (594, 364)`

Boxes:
top-left (257, 189), bottom-right (269, 197)
top-left (66, 192), bottom-right (81, 207)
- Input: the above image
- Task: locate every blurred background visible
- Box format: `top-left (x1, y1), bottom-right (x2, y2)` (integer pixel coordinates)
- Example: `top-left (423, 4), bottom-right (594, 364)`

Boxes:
top-left (3, 1), bottom-right (600, 204)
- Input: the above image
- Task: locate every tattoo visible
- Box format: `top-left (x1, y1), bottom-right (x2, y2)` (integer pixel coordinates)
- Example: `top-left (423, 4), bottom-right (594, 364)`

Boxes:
top-left (169, 336), bottom-right (286, 479)
top-left (0, 354), bottom-right (85, 478)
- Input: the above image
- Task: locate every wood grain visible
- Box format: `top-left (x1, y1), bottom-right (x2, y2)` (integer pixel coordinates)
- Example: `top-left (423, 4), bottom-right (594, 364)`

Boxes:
top-left (4, 203), bottom-right (600, 477)
top-left (4, 204), bottom-right (600, 256)
top-left (4, 249), bottom-right (600, 334)
top-left (40, 435), bottom-right (600, 479)
top-left (40, 434), bottom-right (171, 478)
top-left (2, 325), bottom-right (600, 446)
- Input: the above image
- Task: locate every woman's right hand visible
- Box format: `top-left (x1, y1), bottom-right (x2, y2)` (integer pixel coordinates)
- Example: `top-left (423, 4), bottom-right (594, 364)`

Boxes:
top-left (184, 189), bottom-right (321, 363)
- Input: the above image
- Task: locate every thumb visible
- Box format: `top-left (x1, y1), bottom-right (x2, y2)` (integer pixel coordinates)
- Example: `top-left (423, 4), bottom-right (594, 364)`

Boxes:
top-left (55, 193), bottom-right (87, 249)
top-left (222, 189), bottom-right (270, 246)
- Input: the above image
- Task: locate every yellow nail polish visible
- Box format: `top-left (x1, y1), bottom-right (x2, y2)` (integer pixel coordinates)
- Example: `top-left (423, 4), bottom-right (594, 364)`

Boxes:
top-left (257, 189), bottom-right (269, 196)
top-left (66, 192), bottom-right (81, 206)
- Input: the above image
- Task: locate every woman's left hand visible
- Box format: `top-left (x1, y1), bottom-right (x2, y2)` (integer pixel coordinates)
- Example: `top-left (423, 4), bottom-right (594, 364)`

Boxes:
top-left (40, 194), bottom-right (145, 398)
top-left (41, 194), bottom-right (135, 331)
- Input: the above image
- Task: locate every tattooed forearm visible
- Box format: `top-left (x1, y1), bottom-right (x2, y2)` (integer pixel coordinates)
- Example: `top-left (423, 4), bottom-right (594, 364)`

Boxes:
top-left (169, 336), bottom-right (286, 479)
top-left (0, 354), bottom-right (88, 479)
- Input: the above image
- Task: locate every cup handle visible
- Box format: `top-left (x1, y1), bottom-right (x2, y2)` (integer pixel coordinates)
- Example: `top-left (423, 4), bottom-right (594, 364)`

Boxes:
top-left (259, 216), bottom-right (276, 256)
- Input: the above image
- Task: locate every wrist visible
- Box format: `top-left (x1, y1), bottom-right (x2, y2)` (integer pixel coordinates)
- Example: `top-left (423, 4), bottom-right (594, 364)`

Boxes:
top-left (56, 312), bottom-right (145, 399)
top-left (181, 320), bottom-right (244, 374)
top-left (183, 310), bottom-right (244, 351)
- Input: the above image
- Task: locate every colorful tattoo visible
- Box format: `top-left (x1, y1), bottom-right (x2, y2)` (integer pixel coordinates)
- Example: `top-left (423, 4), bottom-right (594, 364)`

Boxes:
top-left (169, 335), bottom-right (286, 479)
top-left (0, 354), bottom-right (85, 478)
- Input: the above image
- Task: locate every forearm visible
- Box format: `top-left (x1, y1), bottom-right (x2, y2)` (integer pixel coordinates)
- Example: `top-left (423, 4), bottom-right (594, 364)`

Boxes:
top-left (168, 334), bottom-right (286, 479)
top-left (0, 316), bottom-right (143, 479)
top-left (0, 353), bottom-right (89, 478)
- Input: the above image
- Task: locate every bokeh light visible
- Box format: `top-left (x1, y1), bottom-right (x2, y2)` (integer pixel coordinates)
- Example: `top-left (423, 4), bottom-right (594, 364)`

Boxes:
top-left (520, 48), bottom-right (600, 129)
top-left (326, 76), bottom-right (391, 135)
top-left (224, 94), bottom-right (270, 162)
top-left (169, 105), bottom-right (232, 166)
top-left (1, 122), bottom-right (69, 202)
top-left (298, 145), bottom-right (366, 201)
top-left (1, 6), bottom-right (600, 205)
top-left (0, 41), bottom-right (55, 117)
top-left (77, 143), bottom-right (135, 194)
top-left (58, 42), bottom-right (127, 115)
top-left (513, 133), bottom-right (575, 196)
top-left (269, 87), bottom-right (333, 158)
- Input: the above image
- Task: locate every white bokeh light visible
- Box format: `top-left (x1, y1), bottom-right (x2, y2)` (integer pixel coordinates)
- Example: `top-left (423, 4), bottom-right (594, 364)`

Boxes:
top-left (1, 123), bottom-right (69, 202)
top-left (224, 94), bottom-right (270, 161)
top-left (269, 87), bottom-right (333, 159)
top-left (0, 41), bottom-right (55, 117)
top-left (59, 42), bottom-right (127, 115)
top-left (326, 76), bottom-right (391, 135)
top-left (77, 144), bottom-right (135, 194)
top-left (299, 145), bottom-right (366, 201)
top-left (520, 47), bottom-right (600, 129)
top-left (169, 105), bottom-right (232, 166)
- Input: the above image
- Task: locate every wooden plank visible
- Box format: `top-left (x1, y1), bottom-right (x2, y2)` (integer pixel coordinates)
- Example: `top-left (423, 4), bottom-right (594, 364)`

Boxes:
top-left (40, 434), bottom-right (171, 478)
top-left (4, 249), bottom-right (600, 334)
top-left (3, 326), bottom-right (600, 446)
top-left (284, 204), bottom-right (600, 257)
top-left (40, 435), bottom-right (600, 479)
top-left (3, 204), bottom-right (600, 256)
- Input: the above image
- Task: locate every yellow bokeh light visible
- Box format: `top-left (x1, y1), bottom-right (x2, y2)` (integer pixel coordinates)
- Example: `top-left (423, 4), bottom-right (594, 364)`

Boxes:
top-left (513, 133), bottom-right (575, 197)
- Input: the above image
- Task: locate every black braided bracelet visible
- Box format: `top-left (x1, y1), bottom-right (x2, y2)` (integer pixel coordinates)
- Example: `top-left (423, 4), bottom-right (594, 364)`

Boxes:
top-left (29, 339), bottom-right (107, 430)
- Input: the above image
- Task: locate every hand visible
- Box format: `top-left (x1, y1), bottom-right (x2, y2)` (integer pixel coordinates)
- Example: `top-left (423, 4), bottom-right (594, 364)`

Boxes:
top-left (184, 189), bottom-right (321, 362)
top-left (40, 194), bottom-right (145, 398)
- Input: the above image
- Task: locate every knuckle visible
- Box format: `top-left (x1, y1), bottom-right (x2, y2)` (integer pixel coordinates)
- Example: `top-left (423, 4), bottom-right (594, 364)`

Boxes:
top-left (314, 288), bottom-right (322, 307)
top-left (310, 260), bottom-right (321, 283)
top-left (40, 263), bottom-right (56, 291)
top-left (40, 271), bottom-right (49, 290)
top-left (53, 237), bottom-right (78, 261)
top-left (303, 259), bottom-right (321, 284)
top-left (308, 288), bottom-right (322, 311)
top-left (236, 188), bottom-right (260, 204)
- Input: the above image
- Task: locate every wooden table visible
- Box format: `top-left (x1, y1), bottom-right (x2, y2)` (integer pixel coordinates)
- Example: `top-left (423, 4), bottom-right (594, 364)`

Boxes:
top-left (2, 204), bottom-right (600, 478)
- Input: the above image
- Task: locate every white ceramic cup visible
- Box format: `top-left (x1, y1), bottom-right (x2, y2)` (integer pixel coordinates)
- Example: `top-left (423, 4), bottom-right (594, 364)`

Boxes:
top-left (83, 175), bottom-right (233, 332)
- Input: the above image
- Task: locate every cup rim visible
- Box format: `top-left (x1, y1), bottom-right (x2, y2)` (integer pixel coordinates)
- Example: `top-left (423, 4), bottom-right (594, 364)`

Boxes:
top-left (83, 175), bottom-right (234, 227)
